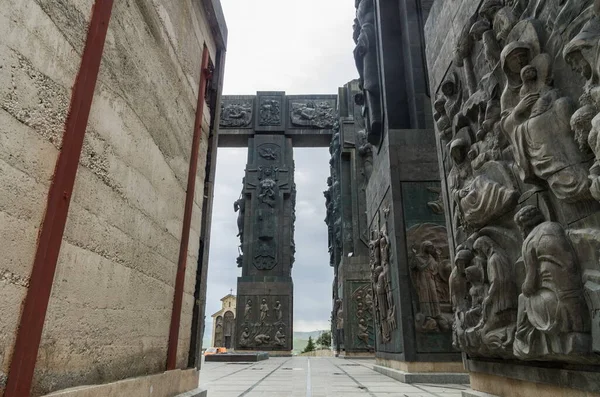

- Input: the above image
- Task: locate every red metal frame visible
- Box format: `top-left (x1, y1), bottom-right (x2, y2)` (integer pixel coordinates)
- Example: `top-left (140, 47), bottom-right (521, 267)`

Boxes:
top-left (167, 44), bottom-right (211, 370)
top-left (4, 1), bottom-right (114, 395)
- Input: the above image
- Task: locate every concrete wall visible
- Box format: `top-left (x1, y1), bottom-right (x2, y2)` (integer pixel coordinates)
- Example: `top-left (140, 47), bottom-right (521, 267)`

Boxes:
top-left (0, 1), bottom-right (221, 396)
top-left (0, 0), bottom-right (91, 389)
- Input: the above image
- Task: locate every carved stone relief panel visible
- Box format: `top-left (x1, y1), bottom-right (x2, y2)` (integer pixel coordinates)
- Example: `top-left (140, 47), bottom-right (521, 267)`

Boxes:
top-left (401, 182), bottom-right (455, 355)
top-left (289, 99), bottom-right (336, 129)
top-left (353, 0), bottom-right (383, 144)
top-left (370, 207), bottom-right (397, 344)
top-left (349, 282), bottom-right (375, 350)
top-left (259, 96), bottom-right (282, 126)
top-left (220, 99), bottom-right (253, 128)
top-left (428, 0), bottom-right (600, 364)
top-left (237, 295), bottom-right (290, 350)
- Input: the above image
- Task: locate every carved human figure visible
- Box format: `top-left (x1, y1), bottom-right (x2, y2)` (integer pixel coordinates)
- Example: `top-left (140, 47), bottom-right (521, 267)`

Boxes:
top-left (472, 236), bottom-right (518, 337)
top-left (334, 298), bottom-right (344, 354)
top-left (410, 241), bottom-right (442, 321)
top-left (336, 299), bottom-right (344, 330)
top-left (274, 328), bottom-right (286, 347)
top-left (258, 178), bottom-right (277, 208)
top-left (239, 327), bottom-right (250, 348)
top-left (215, 316), bottom-right (224, 347)
top-left (356, 129), bottom-right (373, 181)
top-left (448, 138), bottom-right (473, 237)
top-left (500, 41), bottom-right (533, 111)
top-left (373, 221), bottom-right (396, 342)
top-left (254, 334), bottom-right (271, 345)
top-left (244, 299), bottom-right (252, 320)
top-left (234, 195), bottom-right (245, 246)
top-left (273, 300), bottom-right (282, 322)
top-left (464, 264), bottom-right (487, 328)
top-left (500, 45), bottom-right (591, 203)
top-left (260, 299), bottom-right (269, 323)
top-left (354, 0), bottom-right (382, 144)
top-left (450, 249), bottom-right (472, 348)
top-left (357, 319), bottom-right (371, 347)
top-left (513, 206), bottom-right (591, 360)
top-left (433, 97), bottom-right (452, 142)
top-left (470, 11), bottom-right (501, 67)
top-left (570, 105), bottom-right (596, 155)
top-left (587, 115), bottom-right (600, 200)
top-left (440, 73), bottom-right (463, 124)
top-left (564, 16), bottom-right (600, 107)
top-left (365, 290), bottom-right (374, 313)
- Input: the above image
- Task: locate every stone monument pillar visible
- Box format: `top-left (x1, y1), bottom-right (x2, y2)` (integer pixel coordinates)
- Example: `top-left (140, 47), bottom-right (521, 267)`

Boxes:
top-left (352, 0), bottom-right (467, 382)
top-left (326, 80), bottom-right (376, 357)
top-left (234, 133), bottom-right (295, 354)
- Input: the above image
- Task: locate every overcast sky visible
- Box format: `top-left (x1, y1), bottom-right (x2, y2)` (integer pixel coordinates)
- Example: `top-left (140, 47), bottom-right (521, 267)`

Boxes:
top-left (205, 0), bottom-right (358, 336)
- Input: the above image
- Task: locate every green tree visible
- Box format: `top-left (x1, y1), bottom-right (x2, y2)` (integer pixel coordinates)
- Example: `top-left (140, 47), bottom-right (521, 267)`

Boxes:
top-left (316, 331), bottom-right (331, 349)
top-left (303, 336), bottom-right (316, 353)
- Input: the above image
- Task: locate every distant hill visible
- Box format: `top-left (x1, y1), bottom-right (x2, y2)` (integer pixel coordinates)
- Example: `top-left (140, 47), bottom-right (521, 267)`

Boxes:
top-left (293, 330), bottom-right (328, 355)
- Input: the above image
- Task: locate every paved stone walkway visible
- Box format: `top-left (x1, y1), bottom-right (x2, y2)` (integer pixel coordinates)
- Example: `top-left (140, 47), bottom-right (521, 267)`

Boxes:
top-left (200, 357), bottom-right (469, 397)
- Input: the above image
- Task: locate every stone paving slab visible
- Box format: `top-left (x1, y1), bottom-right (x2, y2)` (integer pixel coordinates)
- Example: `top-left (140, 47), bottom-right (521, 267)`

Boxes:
top-left (200, 357), bottom-right (469, 397)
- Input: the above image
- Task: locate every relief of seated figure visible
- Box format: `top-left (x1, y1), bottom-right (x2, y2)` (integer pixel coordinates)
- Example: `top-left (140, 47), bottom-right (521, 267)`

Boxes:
top-left (513, 206), bottom-right (591, 361)
top-left (500, 43), bottom-right (591, 203)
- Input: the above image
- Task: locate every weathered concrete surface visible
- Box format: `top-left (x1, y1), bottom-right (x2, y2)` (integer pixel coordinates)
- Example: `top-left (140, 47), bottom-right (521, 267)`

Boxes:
top-left (0, 0), bottom-right (221, 396)
top-left (30, 0), bottom-right (219, 395)
top-left (0, 0), bottom-right (91, 390)
top-left (43, 369), bottom-right (199, 397)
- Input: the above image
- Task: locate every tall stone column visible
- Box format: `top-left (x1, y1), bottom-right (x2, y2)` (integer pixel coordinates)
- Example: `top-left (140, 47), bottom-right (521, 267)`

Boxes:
top-left (234, 134), bottom-right (295, 354)
top-left (352, 0), bottom-right (467, 381)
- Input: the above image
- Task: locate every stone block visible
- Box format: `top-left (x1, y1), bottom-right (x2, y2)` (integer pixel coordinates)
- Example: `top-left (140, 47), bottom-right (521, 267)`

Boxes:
top-left (373, 364), bottom-right (470, 384)
top-left (175, 388), bottom-right (208, 397)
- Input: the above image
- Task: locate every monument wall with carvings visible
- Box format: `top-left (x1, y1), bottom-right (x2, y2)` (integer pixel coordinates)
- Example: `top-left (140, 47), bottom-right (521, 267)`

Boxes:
top-left (352, 0), bottom-right (464, 369)
top-left (326, 81), bottom-right (376, 356)
top-left (425, 0), bottom-right (600, 394)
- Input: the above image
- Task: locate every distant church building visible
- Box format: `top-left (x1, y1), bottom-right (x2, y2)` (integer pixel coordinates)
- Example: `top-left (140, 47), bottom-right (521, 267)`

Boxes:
top-left (211, 293), bottom-right (236, 348)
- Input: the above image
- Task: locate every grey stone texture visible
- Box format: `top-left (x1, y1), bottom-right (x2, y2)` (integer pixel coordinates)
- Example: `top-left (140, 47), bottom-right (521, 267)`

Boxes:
top-left (425, 0), bottom-right (600, 393)
top-left (351, 0), bottom-right (459, 366)
top-left (372, 364), bottom-right (470, 384)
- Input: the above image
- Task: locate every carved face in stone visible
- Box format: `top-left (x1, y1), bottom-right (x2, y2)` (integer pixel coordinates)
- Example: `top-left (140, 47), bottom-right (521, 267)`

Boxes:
top-left (501, 42), bottom-right (532, 87)
top-left (434, 97), bottom-right (447, 114)
top-left (465, 265), bottom-right (483, 284)
top-left (450, 139), bottom-right (469, 165)
top-left (520, 65), bottom-right (537, 84)
top-left (420, 241), bottom-right (436, 255)
top-left (571, 105), bottom-right (596, 152)
top-left (514, 205), bottom-right (545, 238)
top-left (454, 249), bottom-right (474, 272)
top-left (441, 80), bottom-right (456, 97)
top-left (479, 0), bottom-right (503, 21)
top-left (506, 48), bottom-right (530, 74)
top-left (563, 19), bottom-right (600, 83)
